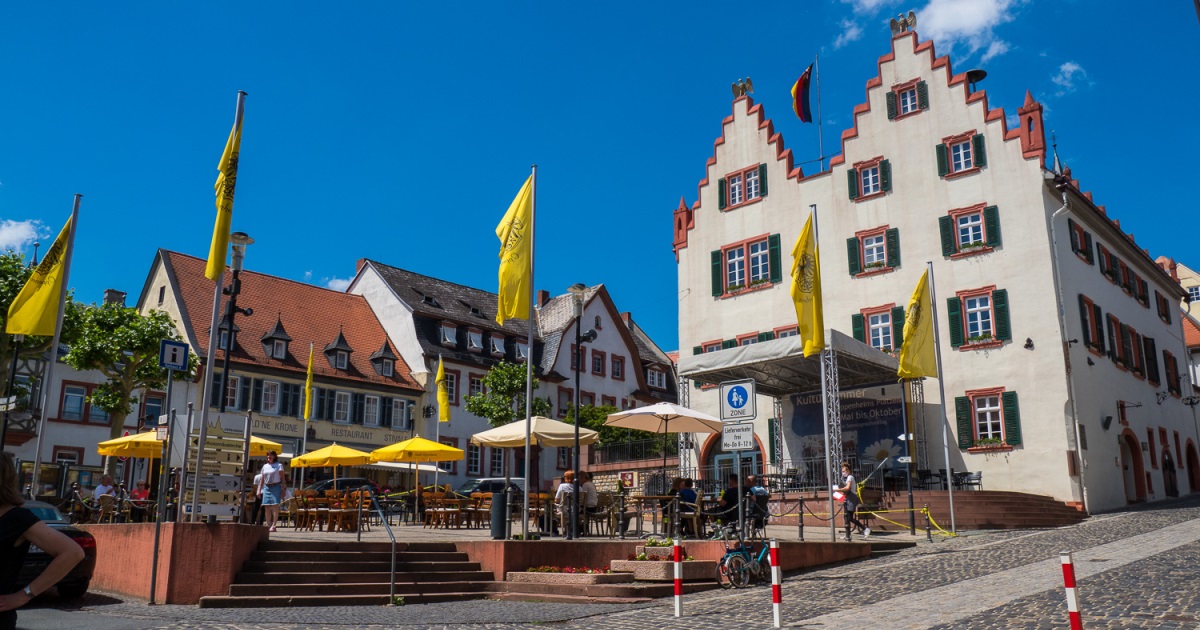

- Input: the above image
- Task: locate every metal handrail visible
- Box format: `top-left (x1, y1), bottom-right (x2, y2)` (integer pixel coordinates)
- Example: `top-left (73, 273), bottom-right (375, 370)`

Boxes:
top-left (357, 486), bottom-right (396, 604)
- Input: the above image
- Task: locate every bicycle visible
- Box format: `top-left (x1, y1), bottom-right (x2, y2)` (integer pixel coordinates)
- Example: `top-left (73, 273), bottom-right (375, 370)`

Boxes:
top-left (712, 523), bottom-right (770, 588)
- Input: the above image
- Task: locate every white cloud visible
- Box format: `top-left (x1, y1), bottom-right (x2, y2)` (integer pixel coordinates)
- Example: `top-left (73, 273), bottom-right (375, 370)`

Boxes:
top-left (303, 270), bottom-right (313, 282)
top-left (842, 0), bottom-right (898, 12)
top-left (917, 0), bottom-right (1021, 62)
top-left (0, 219), bottom-right (43, 253)
top-left (1051, 61), bottom-right (1088, 96)
top-left (324, 277), bottom-right (351, 291)
top-left (834, 19), bottom-right (865, 49)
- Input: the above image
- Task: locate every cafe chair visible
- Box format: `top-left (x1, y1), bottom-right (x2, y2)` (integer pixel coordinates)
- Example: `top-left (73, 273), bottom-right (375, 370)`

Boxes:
top-left (958, 471), bottom-right (983, 491)
top-left (96, 494), bottom-right (117, 524)
top-left (916, 469), bottom-right (935, 490)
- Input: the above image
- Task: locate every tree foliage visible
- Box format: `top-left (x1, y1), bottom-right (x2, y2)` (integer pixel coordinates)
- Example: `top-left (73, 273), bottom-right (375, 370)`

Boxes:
top-left (566, 404), bottom-right (657, 445)
top-left (0, 251), bottom-right (82, 403)
top-left (464, 361), bottom-right (553, 428)
top-left (63, 303), bottom-right (196, 472)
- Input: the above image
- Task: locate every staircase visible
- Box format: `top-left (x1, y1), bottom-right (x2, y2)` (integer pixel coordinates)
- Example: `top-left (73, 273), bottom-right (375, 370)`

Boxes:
top-left (872, 490), bottom-right (1087, 531)
top-left (198, 541), bottom-right (497, 608)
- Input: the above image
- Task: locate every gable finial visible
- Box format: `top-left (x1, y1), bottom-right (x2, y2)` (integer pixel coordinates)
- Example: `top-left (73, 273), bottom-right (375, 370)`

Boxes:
top-left (731, 77), bottom-right (754, 98)
top-left (889, 10), bottom-right (917, 36)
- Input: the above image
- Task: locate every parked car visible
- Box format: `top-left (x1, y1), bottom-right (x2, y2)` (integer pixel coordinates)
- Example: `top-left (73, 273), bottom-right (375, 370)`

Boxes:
top-left (302, 477), bottom-right (382, 495)
top-left (455, 478), bottom-right (526, 500)
top-left (17, 500), bottom-right (97, 600)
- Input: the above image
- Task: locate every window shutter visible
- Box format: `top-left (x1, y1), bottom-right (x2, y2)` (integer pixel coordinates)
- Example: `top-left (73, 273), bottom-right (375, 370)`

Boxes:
top-left (947, 297), bottom-right (964, 348)
top-left (711, 250), bottom-right (723, 297)
top-left (693, 346), bottom-right (702, 355)
top-left (239, 377), bottom-right (251, 411)
top-left (1067, 219), bottom-right (1080, 253)
top-left (955, 396), bottom-right (974, 449)
top-left (721, 339), bottom-right (736, 350)
top-left (983, 206), bottom-right (1001, 247)
top-left (1083, 232), bottom-right (1094, 264)
top-left (851, 314), bottom-right (865, 342)
top-left (885, 91), bottom-right (897, 120)
top-left (353, 393), bottom-right (365, 423)
top-left (892, 306), bottom-right (906, 349)
top-left (880, 159), bottom-right (892, 192)
top-left (993, 289), bottom-right (1011, 341)
top-left (1106, 317), bottom-right (1117, 361)
top-left (314, 388), bottom-right (325, 420)
top-left (936, 144), bottom-right (949, 177)
top-left (758, 163), bottom-right (768, 197)
top-left (252, 378), bottom-right (264, 413)
top-left (847, 169), bottom-right (859, 199)
top-left (846, 237), bottom-right (862, 276)
top-left (1144, 337), bottom-right (1159, 384)
top-left (916, 81), bottom-right (929, 109)
top-left (382, 397), bottom-right (393, 424)
top-left (1001, 391), bottom-right (1022, 446)
top-left (325, 390), bottom-right (336, 420)
top-left (718, 178), bottom-right (727, 210)
top-left (972, 134), bottom-right (987, 167)
top-left (768, 233), bottom-right (782, 284)
top-left (939, 216), bottom-right (955, 256)
top-left (757, 332), bottom-right (775, 342)
top-left (885, 228), bottom-right (901, 269)
top-left (210, 374), bottom-right (223, 408)
top-left (279, 383), bottom-right (291, 416)
top-left (1092, 303), bottom-right (1105, 354)
top-left (1077, 295), bottom-right (1092, 347)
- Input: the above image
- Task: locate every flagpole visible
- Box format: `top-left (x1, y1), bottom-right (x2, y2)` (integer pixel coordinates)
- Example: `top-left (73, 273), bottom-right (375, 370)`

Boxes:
top-left (297, 341), bottom-right (312, 489)
top-left (521, 164), bottom-right (537, 541)
top-left (28, 195), bottom-right (81, 495)
top-left (434, 354), bottom-right (442, 494)
top-left (195, 90), bottom-right (246, 521)
top-left (924, 261), bottom-right (956, 533)
top-left (815, 54), bottom-right (825, 172)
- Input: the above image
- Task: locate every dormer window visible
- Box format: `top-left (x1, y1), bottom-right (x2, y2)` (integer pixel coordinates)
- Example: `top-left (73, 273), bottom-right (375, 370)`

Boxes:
top-left (261, 316), bottom-right (292, 361)
top-left (515, 339), bottom-right (528, 362)
top-left (335, 351), bottom-right (348, 369)
top-left (490, 336), bottom-right (505, 356)
top-left (272, 340), bottom-right (287, 360)
top-left (440, 323), bottom-right (457, 346)
top-left (219, 331), bottom-right (230, 350)
top-left (381, 359), bottom-right (394, 377)
top-left (646, 368), bottom-right (667, 389)
top-left (323, 328), bottom-right (354, 371)
top-left (467, 329), bottom-right (483, 352)
top-left (369, 340), bottom-right (399, 377)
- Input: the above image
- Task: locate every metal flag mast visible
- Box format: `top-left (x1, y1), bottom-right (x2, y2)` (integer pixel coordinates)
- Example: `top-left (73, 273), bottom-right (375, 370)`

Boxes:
top-left (815, 54), bottom-right (825, 172)
top-left (925, 261), bottom-right (957, 533)
top-left (521, 164), bottom-right (537, 541)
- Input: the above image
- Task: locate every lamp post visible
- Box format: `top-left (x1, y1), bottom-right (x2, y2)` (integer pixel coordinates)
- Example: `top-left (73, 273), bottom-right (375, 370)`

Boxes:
top-left (567, 283), bottom-right (597, 540)
top-left (218, 233), bottom-right (254, 414)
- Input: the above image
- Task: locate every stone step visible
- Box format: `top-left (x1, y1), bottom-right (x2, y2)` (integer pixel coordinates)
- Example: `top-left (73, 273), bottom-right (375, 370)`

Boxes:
top-left (249, 550), bottom-right (470, 563)
top-left (229, 581), bottom-right (494, 597)
top-left (241, 560), bottom-right (481, 573)
top-left (257, 540), bottom-right (457, 553)
top-left (199, 592), bottom-right (491, 608)
top-left (233, 570), bottom-right (495, 585)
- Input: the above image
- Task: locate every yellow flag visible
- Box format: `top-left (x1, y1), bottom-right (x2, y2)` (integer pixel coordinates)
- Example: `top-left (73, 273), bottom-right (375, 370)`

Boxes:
top-left (303, 343), bottom-right (314, 421)
top-left (206, 113), bottom-right (243, 281)
top-left (495, 176), bottom-right (533, 325)
top-left (791, 214), bottom-right (824, 357)
top-left (897, 270), bottom-right (938, 379)
top-left (6, 217), bottom-right (72, 336)
top-left (435, 356), bottom-right (450, 422)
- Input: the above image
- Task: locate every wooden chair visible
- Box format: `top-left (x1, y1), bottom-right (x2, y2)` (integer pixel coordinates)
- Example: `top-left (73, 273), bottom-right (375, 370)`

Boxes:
top-left (677, 501), bottom-right (705, 538)
top-left (96, 494), bottom-right (117, 524)
top-left (421, 492), bottom-right (437, 528)
top-left (586, 492), bottom-right (614, 537)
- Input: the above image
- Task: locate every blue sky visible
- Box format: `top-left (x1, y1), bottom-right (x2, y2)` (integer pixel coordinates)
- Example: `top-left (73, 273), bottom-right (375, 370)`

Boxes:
top-left (2, 1), bottom-right (1197, 354)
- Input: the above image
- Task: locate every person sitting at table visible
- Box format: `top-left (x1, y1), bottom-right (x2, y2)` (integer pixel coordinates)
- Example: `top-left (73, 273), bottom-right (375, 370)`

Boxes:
top-left (553, 471), bottom-right (578, 536)
top-left (677, 478), bottom-right (699, 537)
top-left (92, 476), bottom-right (114, 501)
top-left (578, 471), bottom-right (601, 536)
top-left (745, 475), bottom-right (770, 533)
top-left (129, 480), bottom-right (150, 522)
top-left (718, 473), bottom-right (740, 524)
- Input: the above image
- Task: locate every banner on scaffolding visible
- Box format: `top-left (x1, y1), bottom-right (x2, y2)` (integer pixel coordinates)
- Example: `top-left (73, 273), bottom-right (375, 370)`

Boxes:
top-left (789, 381), bottom-right (904, 473)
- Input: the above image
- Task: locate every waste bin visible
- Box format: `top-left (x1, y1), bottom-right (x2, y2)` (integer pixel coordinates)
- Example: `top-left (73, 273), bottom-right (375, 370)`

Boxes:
top-left (490, 492), bottom-right (507, 539)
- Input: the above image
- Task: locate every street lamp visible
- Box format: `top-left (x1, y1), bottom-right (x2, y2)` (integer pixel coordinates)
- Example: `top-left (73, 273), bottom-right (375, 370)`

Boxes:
top-left (218, 233), bottom-right (254, 413)
top-left (1183, 395), bottom-right (1200, 459)
top-left (567, 283), bottom-right (597, 540)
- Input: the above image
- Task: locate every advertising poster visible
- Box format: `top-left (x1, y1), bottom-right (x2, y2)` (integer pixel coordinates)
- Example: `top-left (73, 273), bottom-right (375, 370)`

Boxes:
top-left (790, 382), bottom-right (905, 477)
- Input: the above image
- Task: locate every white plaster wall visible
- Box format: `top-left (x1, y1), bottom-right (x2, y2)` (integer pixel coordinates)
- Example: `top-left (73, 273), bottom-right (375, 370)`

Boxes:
top-left (347, 266), bottom-right (427, 385)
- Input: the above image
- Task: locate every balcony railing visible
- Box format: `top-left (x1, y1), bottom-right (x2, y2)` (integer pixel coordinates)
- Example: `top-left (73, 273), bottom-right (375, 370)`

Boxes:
top-left (588, 437), bottom-right (678, 466)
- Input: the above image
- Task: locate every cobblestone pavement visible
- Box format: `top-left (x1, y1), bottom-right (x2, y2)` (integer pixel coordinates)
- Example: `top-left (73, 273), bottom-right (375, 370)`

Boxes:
top-left (17, 496), bottom-right (1200, 629)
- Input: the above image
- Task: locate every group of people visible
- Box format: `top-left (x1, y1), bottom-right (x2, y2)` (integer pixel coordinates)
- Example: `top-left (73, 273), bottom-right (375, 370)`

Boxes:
top-left (552, 470), bottom-right (606, 536)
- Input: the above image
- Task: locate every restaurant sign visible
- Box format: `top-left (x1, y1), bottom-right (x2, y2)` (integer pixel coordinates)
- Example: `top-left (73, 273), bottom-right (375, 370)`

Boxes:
top-left (250, 415), bottom-right (414, 448)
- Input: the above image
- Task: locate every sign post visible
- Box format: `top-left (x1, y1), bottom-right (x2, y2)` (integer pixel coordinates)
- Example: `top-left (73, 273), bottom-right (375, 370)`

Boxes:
top-left (719, 379), bottom-right (757, 534)
top-left (150, 339), bottom-right (188, 604)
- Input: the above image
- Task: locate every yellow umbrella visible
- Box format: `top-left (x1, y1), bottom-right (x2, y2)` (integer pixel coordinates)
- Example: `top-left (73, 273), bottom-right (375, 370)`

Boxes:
top-left (97, 431), bottom-right (163, 459)
top-left (370, 436), bottom-right (464, 463)
top-left (290, 443), bottom-right (372, 468)
top-left (249, 435), bottom-right (284, 457)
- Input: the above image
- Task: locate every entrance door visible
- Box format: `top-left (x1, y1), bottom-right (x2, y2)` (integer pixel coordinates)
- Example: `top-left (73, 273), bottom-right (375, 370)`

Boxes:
top-left (714, 452), bottom-right (760, 481)
top-left (1119, 434), bottom-right (1146, 503)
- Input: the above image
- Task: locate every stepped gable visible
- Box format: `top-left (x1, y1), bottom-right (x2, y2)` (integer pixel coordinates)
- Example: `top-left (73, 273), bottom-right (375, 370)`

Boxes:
top-left (674, 95), bottom-right (802, 255)
top-left (157, 250), bottom-right (419, 390)
top-left (830, 30), bottom-right (1043, 169)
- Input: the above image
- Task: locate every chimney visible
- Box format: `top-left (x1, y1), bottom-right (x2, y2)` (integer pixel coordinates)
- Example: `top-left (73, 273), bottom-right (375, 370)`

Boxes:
top-left (356, 258), bottom-right (368, 274)
top-left (620, 312), bottom-right (632, 326)
top-left (536, 290), bottom-right (550, 307)
top-left (103, 289), bottom-right (126, 307)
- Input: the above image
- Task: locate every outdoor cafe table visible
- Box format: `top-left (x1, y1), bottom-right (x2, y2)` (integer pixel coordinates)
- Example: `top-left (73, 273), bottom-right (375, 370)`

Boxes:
top-left (628, 495), bottom-right (677, 537)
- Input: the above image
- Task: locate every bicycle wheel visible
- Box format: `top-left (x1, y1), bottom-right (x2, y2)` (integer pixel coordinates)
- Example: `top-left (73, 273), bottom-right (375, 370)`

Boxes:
top-left (714, 555), bottom-right (736, 589)
top-left (726, 554), bottom-right (751, 588)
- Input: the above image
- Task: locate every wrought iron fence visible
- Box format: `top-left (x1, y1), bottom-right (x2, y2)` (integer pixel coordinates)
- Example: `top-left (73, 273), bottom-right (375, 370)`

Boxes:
top-left (587, 437), bottom-right (678, 466)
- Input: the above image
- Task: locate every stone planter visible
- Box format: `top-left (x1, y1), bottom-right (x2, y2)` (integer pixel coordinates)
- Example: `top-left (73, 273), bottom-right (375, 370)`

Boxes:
top-left (609, 559), bottom-right (715, 581)
top-left (635, 545), bottom-right (682, 559)
top-left (506, 571), bottom-right (635, 584)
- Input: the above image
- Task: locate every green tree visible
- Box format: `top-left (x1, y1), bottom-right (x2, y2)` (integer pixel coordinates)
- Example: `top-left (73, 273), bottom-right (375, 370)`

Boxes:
top-left (464, 361), bottom-right (552, 428)
top-left (0, 251), bottom-right (81, 404)
top-left (565, 404), bottom-right (657, 445)
top-left (63, 303), bottom-right (195, 473)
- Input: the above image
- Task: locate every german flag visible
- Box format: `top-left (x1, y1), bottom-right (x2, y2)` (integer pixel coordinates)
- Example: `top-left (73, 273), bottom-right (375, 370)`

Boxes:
top-left (792, 64), bottom-right (813, 123)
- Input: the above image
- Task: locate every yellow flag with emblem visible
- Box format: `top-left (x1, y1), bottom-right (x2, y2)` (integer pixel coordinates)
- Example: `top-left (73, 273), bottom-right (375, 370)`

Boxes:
top-left (897, 269), bottom-right (938, 379)
top-left (436, 356), bottom-right (450, 422)
top-left (495, 176), bottom-right (533, 325)
top-left (790, 213), bottom-right (824, 357)
top-left (6, 216), bottom-right (72, 336)
top-left (206, 109), bottom-right (244, 281)
top-left (303, 343), bottom-right (315, 421)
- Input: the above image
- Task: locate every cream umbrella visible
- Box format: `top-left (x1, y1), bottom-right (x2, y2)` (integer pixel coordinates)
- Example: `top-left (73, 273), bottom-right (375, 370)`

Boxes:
top-left (605, 402), bottom-right (724, 492)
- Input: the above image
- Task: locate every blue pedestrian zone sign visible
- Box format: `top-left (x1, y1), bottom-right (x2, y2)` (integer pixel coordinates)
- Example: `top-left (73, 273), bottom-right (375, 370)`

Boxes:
top-left (159, 339), bottom-right (190, 372)
top-left (719, 379), bottom-right (756, 421)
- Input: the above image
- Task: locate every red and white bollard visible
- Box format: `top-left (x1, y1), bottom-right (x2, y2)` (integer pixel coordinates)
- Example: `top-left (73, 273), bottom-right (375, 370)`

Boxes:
top-left (1060, 551), bottom-right (1083, 629)
top-left (673, 538), bottom-right (683, 617)
top-left (769, 538), bottom-right (781, 628)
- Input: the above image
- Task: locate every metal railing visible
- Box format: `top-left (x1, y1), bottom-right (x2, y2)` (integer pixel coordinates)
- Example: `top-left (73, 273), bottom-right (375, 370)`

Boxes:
top-left (359, 486), bottom-right (396, 603)
top-left (676, 455), bottom-right (898, 497)
top-left (588, 438), bottom-right (678, 466)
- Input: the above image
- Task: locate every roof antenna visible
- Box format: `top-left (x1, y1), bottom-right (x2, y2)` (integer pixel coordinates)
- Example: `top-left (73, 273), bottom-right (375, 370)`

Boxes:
top-left (965, 68), bottom-right (987, 94)
top-left (1051, 131), bottom-right (1062, 174)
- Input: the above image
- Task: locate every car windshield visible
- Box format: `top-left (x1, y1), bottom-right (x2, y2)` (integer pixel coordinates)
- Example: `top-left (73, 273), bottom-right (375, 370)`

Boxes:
top-left (27, 504), bottom-right (67, 523)
top-left (456, 480), bottom-right (484, 494)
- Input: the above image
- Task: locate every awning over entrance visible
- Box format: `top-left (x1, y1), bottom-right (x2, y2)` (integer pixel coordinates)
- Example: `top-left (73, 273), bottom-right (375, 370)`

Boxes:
top-left (677, 329), bottom-right (900, 397)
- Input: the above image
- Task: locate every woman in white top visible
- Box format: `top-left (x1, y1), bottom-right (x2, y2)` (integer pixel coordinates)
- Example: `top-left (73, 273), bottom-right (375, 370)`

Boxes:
top-left (553, 471), bottom-right (577, 536)
top-left (257, 451), bottom-right (287, 532)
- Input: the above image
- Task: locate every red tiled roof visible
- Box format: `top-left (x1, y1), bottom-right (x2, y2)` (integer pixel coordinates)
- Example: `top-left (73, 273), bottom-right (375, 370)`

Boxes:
top-left (159, 250), bottom-right (420, 392)
top-left (1184, 312), bottom-right (1200, 349)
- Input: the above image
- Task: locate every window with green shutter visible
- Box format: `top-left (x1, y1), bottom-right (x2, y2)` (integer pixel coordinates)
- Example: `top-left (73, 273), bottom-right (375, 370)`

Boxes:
top-left (768, 234), bottom-right (782, 284)
top-left (846, 237), bottom-right (862, 276)
top-left (936, 144), bottom-right (949, 177)
top-left (1092, 303), bottom-right (1105, 354)
top-left (938, 216), bottom-right (955, 257)
top-left (972, 134), bottom-right (987, 168)
top-left (885, 228), bottom-right (900, 268)
top-left (947, 297), bottom-right (964, 347)
top-left (983, 206), bottom-right (1001, 247)
top-left (1001, 391), bottom-right (1021, 446)
top-left (711, 250), bottom-right (723, 297)
top-left (758, 163), bottom-right (768, 197)
top-left (916, 81), bottom-right (929, 109)
top-left (847, 168), bottom-right (859, 199)
top-left (757, 331), bottom-right (775, 342)
top-left (993, 289), bottom-right (1011, 341)
top-left (880, 159), bottom-right (892, 192)
top-left (1144, 337), bottom-right (1160, 385)
top-left (851, 313), bottom-right (865, 343)
top-left (886, 91), bottom-right (897, 119)
top-left (721, 339), bottom-right (736, 350)
top-left (693, 346), bottom-right (702, 355)
top-left (892, 306), bottom-right (906, 349)
top-left (955, 396), bottom-right (974, 449)
top-left (718, 178), bottom-right (726, 210)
